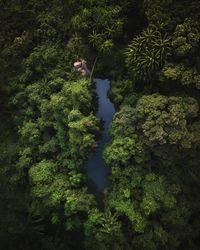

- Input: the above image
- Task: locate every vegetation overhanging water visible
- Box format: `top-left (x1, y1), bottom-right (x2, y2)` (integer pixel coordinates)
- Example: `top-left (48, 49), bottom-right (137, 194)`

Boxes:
top-left (1, 0), bottom-right (200, 249)
top-left (85, 79), bottom-right (115, 192)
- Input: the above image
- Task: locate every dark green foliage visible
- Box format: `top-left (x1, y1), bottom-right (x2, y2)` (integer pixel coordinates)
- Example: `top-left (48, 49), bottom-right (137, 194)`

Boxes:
top-left (16, 68), bottom-right (99, 231)
top-left (144, 0), bottom-right (200, 32)
top-left (160, 18), bottom-right (200, 91)
top-left (1, 0), bottom-right (200, 249)
top-left (0, 0), bottom-right (101, 247)
top-left (104, 2), bottom-right (200, 247)
top-left (70, 1), bottom-right (126, 55)
top-left (162, 63), bottom-right (200, 89)
top-left (125, 28), bottom-right (171, 81)
top-left (171, 18), bottom-right (200, 57)
top-left (84, 208), bottom-right (124, 250)
top-left (103, 93), bottom-right (200, 249)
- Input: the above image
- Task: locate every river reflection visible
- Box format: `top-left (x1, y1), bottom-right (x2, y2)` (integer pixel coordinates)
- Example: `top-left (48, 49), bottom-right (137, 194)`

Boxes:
top-left (85, 79), bottom-right (115, 192)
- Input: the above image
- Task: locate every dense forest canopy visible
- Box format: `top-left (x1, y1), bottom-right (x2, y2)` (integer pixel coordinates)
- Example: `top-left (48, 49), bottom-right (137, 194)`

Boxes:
top-left (1, 0), bottom-right (200, 249)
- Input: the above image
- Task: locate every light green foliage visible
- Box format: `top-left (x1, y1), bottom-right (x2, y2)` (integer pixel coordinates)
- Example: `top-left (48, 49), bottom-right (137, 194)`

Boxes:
top-left (103, 91), bottom-right (200, 248)
top-left (137, 95), bottom-right (199, 147)
top-left (107, 171), bottom-right (180, 230)
top-left (160, 18), bottom-right (200, 90)
top-left (17, 76), bottom-right (99, 227)
top-left (104, 136), bottom-right (146, 167)
top-left (109, 79), bottom-right (135, 107)
top-left (64, 189), bottom-right (95, 230)
top-left (72, 3), bottom-right (124, 54)
top-left (162, 63), bottom-right (200, 89)
top-left (125, 28), bottom-right (171, 81)
top-left (172, 18), bottom-right (200, 57)
top-left (110, 94), bottom-right (199, 148)
top-left (84, 208), bottom-right (124, 250)
top-left (104, 93), bottom-right (200, 191)
top-left (29, 161), bottom-right (95, 229)
top-left (85, 209), bottom-right (121, 237)
top-left (91, 161), bottom-right (186, 249)
top-left (29, 161), bottom-right (58, 199)
top-left (1, 0), bottom-right (200, 249)
top-left (62, 80), bottom-right (93, 111)
top-left (141, 173), bottom-right (178, 213)
top-left (17, 74), bottom-right (99, 167)
top-left (12, 41), bottom-right (99, 236)
top-left (68, 110), bottom-right (99, 157)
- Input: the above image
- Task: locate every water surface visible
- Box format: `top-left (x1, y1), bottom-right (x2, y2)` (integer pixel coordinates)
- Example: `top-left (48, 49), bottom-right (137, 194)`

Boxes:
top-left (85, 79), bottom-right (115, 192)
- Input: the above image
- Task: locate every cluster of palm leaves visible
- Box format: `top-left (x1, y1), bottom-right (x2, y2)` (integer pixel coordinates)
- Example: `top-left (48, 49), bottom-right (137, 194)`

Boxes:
top-left (125, 27), bottom-right (171, 81)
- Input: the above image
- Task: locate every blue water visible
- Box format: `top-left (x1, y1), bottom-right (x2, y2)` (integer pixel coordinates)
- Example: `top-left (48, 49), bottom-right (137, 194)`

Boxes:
top-left (85, 79), bottom-right (115, 192)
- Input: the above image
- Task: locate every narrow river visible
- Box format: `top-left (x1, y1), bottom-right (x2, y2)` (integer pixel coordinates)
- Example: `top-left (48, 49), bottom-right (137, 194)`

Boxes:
top-left (85, 79), bottom-right (115, 192)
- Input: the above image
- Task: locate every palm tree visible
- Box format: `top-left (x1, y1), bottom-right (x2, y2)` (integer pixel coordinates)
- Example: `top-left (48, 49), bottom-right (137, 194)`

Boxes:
top-left (125, 28), bottom-right (171, 81)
